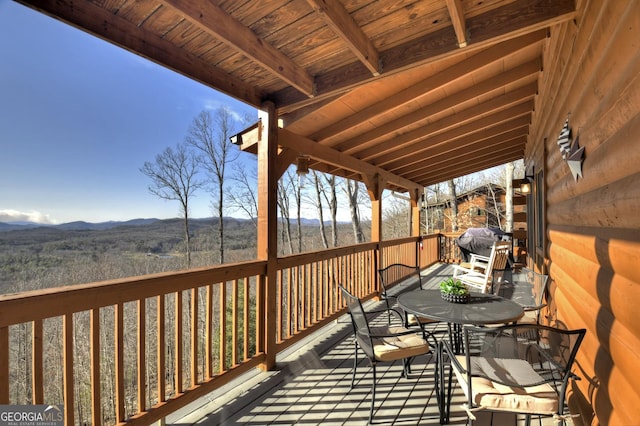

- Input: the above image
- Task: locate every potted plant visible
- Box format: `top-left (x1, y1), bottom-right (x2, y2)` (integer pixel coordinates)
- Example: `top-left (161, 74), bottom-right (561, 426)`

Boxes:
top-left (439, 277), bottom-right (470, 303)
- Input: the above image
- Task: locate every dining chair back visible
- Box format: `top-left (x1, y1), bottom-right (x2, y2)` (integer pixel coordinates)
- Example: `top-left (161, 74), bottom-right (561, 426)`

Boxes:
top-left (438, 323), bottom-right (586, 425)
top-left (339, 284), bottom-right (432, 423)
top-left (497, 268), bottom-right (550, 324)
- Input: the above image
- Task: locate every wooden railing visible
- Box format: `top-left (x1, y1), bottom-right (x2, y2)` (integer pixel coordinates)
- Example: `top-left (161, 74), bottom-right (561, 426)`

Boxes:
top-left (439, 232), bottom-right (464, 263)
top-left (0, 235), bottom-right (444, 425)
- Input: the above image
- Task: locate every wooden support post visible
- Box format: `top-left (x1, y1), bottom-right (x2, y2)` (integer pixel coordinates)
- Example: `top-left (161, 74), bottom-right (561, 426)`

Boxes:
top-left (364, 173), bottom-right (385, 296)
top-left (257, 102), bottom-right (278, 371)
top-left (410, 188), bottom-right (422, 266)
top-left (410, 188), bottom-right (421, 237)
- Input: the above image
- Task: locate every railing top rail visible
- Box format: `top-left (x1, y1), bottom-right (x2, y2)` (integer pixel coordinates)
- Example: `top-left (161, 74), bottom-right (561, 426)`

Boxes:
top-left (0, 260), bottom-right (267, 328)
top-left (276, 241), bottom-right (379, 269)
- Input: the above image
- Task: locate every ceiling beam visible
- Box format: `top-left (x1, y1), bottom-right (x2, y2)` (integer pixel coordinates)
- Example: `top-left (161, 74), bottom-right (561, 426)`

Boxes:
top-left (403, 132), bottom-right (529, 179)
top-left (357, 85), bottom-right (537, 163)
top-left (273, 0), bottom-right (574, 111)
top-left (395, 120), bottom-right (530, 177)
top-left (333, 58), bottom-right (540, 153)
top-left (420, 138), bottom-right (526, 177)
top-left (19, 0), bottom-right (264, 106)
top-left (305, 0), bottom-right (380, 76)
top-left (162, 0), bottom-right (315, 97)
top-left (277, 129), bottom-right (421, 192)
top-left (309, 33), bottom-right (543, 144)
top-left (445, 0), bottom-right (467, 47)
top-left (376, 104), bottom-right (532, 171)
top-left (416, 145), bottom-right (525, 185)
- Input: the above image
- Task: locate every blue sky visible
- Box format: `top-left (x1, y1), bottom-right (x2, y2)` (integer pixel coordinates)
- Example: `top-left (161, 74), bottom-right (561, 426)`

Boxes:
top-left (0, 1), bottom-right (258, 224)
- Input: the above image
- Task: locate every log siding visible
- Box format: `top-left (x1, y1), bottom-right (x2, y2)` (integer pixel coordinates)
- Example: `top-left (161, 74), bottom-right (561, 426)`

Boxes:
top-left (528, 1), bottom-right (640, 424)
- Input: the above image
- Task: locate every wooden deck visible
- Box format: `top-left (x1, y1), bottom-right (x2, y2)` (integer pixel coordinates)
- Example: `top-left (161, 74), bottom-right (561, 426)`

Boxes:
top-left (168, 264), bottom-right (555, 426)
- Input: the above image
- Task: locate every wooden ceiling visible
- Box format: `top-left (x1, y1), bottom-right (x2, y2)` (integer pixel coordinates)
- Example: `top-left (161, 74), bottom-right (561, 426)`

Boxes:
top-left (18, 0), bottom-right (576, 192)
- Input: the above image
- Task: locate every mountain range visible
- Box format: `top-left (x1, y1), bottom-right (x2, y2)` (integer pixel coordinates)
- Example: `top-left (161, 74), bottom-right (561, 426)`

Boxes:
top-left (0, 217), bottom-right (326, 232)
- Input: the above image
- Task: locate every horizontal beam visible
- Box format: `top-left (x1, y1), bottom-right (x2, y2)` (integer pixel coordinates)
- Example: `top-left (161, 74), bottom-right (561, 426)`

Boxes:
top-left (277, 129), bottom-right (421, 192)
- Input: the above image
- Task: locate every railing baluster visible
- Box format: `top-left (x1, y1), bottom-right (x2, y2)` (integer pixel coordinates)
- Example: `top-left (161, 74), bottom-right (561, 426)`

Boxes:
top-left (32, 319), bottom-right (43, 404)
top-left (219, 283), bottom-right (226, 374)
top-left (115, 303), bottom-right (125, 422)
top-left (232, 279), bottom-right (238, 367)
top-left (0, 326), bottom-right (8, 403)
top-left (90, 310), bottom-right (101, 425)
top-left (206, 285), bottom-right (213, 379)
top-left (244, 277), bottom-right (250, 361)
top-left (157, 294), bottom-right (166, 403)
top-left (137, 298), bottom-right (146, 413)
top-left (175, 292), bottom-right (183, 394)
top-left (190, 288), bottom-right (198, 387)
top-left (301, 265), bottom-right (306, 329)
top-left (63, 313), bottom-right (74, 426)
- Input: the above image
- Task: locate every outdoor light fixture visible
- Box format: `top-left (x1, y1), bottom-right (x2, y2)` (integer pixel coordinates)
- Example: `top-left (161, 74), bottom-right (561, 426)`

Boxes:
top-left (296, 155), bottom-right (309, 176)
top-left (519, 175), bottom-right (533, 194)
top-left (229, 133), bottom-right (242, 145)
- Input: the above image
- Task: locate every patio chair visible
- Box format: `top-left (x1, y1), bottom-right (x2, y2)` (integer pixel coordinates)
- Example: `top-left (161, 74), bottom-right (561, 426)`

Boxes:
top-left (339, 285), bottom-right (433, 424)
top-left (438, 323), bottom-right (586, 425)
top-left (453, 241), bottom-right (511, 293)
top-left (497, 268), bottom-right (550, 325)
top-left (378, 263), bottom-right (440, 345)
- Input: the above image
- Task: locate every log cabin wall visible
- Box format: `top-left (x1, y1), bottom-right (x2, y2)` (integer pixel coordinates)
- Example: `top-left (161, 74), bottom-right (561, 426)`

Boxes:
top-left (526, 1), bottom-right (640, 425)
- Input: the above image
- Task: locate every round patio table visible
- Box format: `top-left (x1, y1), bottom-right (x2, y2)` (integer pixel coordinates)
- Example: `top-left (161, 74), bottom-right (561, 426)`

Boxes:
top-left (398, 289), bottom-right (524, 354)
top-left (397, 289), bottom-right (524, 327)
top-left (398, 289), bottom-right (524, 423)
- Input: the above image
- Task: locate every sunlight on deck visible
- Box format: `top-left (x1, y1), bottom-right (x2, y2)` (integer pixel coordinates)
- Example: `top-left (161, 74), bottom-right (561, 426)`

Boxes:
top-left (170, 264), bottom-right (554, 426)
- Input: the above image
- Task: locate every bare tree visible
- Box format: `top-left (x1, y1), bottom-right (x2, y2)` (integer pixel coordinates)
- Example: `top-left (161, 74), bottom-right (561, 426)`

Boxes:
top-left (141, 143), bottom-right (203, 267)
top-left (277, 176), bottom-right (294, 255)
top-left (227, 162), bottom-right (258, 227)
top-left (383, 192), bottom-right (410, 239)
top-left (504, 162), bottom-right (515, 232)
top-left (344, 179), bottom-right (365, 243)
top-left (310, 171), bottom-right (329, 249)
top-left (447, 179), bottom-right (459, 232)
top-left (291, 171), bottom-right (304, 253)
top-left (186, 108), bottom-right (241, 264)
top-left (321, 175), bottom-right (339, 247)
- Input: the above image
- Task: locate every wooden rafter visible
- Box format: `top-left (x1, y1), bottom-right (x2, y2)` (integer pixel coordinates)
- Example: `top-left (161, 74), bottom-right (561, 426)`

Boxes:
top-left (273, 0), bottom-right (574, 112)
top-left (305, 0), bottom-right (380, 76)
top-left (356, 88), bottom-right (536, 163)
top-left (162, 0), bottom-right (315, 97)
top-left (335, 59), bottom-right (540, 154)
top-left (415, 144), bottom-right (525, 185)
top-left (309, 33), bottom-right (544, 144)
top-left (445, 0), bottom-right (467, 47)
top-left (393, 119), bottom-right (530, 176)
top-left (379, 107), bottom-right (531, 174)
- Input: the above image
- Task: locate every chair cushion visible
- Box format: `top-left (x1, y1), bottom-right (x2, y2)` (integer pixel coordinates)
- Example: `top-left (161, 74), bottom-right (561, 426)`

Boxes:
top-left (406, 313), bottom-right (438, 326)
top-left (370, 326), bottom-right (431, 361)
top-left (453, 355), bottom-right (558, 415)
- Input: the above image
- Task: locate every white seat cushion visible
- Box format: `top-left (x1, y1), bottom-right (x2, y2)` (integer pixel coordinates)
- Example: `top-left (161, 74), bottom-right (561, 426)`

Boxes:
top-left (453, 355), bottom-right (558, 415)
top-left (369, 326), bottom-right (431, 361)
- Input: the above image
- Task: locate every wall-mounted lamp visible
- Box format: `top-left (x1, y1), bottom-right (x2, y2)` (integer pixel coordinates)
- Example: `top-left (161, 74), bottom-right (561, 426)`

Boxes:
top-left (519, 176), bottom-right (533, 194)
top-left (420, 194), bottom-right (428, 210)
top-left (229, 133), bottom-right (242, 145)
top-left (296, 155), bottom-right (309, 176)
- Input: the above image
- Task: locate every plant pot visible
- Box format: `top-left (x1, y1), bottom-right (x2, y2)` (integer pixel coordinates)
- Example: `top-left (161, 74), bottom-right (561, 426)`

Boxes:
top-left (441, 291), bottom-right (470, 304)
